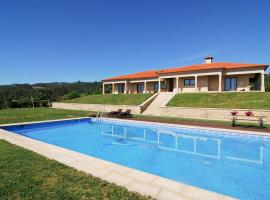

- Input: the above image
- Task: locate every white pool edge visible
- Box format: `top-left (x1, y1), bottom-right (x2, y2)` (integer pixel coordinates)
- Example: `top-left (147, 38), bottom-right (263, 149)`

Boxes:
top-left (0, 117), bottom-right (244, 200)
top-left (1, 116), bottom-right (269, 137)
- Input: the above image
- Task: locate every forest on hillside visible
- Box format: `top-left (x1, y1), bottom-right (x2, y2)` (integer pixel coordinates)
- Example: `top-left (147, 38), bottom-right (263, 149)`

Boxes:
top-left (0, 81), bottom-right (102, 109)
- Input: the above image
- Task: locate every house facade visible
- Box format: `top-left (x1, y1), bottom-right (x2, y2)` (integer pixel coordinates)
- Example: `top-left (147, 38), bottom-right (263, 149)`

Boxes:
top-left (102, 57), bottom-right (269, 94)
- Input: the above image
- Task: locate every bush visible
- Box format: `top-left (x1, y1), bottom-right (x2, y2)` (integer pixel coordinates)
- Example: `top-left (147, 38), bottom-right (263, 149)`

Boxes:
top-left (40, 100), bottom-right (49, 107)
top-left (266, 82), bottom-right (270, 92)
top-left (10, 100), bottom-right (19, 108)
top-left (63, 91), bottom-right (80, 100)
top-left (18, 98), bottom-right (30, 108)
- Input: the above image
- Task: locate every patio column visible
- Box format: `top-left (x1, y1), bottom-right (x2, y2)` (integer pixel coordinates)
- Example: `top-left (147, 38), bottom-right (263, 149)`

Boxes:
top-left (261, 72), bottom-right (265, 92)
top-left (124, 81), bottom-right (127, 94)
top-left (195, 75), bottom-right (198, 92)
top-left (158, 78), bottom-right (161, 92)
top-left (102, 83), bottom-right (105, 94)
top-left (144, 81), bottom-right (147, 93)
top-left (112, 83), bottom-right (115, 94)
top-left (176, 77), bottom-right (179, 92)
top-left (218, 73), bottom-right (222, 92)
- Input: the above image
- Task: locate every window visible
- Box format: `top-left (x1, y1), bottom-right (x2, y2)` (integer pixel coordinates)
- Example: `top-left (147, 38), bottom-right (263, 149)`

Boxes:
top-left (224, 77), bottom-right (237, 91)
top-left (136, 83), bottom-right (144, 93)
top-left (153, 82), bottom-right (159, 92)
top-left (118, 84), bottom-right (125, 93)
top-left (161, 82), bottom-right (166, 89)
top-left (184, 79), bottom-right (195, 86)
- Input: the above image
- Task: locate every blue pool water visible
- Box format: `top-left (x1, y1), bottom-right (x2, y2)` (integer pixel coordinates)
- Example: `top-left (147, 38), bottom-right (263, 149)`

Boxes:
top-left (3, 118), bottom-right (270, 199)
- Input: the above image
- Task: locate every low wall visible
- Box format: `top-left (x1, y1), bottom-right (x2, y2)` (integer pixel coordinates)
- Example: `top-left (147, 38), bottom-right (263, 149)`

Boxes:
top-left (53, 94), bottom-right (158, 115)
top-left (140, 93), bottom-right (158, 113)
top-left (52, 102), bottom-right (142, 114)
top-left (158, 106), bottom-right (270, 123)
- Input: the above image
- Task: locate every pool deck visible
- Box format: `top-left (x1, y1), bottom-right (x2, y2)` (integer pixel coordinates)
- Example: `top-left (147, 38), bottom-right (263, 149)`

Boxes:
top-left (1, 117), bottom-right (263, 200)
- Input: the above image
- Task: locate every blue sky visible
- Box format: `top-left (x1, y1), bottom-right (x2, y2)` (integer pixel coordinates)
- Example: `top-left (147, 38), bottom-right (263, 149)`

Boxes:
top-left (0, 0), bottom-right (270, 84)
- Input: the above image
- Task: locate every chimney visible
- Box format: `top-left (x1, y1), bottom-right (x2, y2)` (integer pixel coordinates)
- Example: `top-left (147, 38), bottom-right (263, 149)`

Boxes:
top-left (204, 56), bottom-right (213, 64)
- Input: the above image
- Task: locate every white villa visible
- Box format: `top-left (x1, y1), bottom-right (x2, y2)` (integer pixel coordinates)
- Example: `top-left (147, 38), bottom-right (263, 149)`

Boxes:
top-left (102, 57), bottom-right (268, 94)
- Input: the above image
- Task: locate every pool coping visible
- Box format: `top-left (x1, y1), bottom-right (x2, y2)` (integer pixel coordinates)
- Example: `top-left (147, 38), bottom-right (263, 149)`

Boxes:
top-left (0, 116), bottom-right (269, 137)
top-left (0, 117), bottom-right (245, 200)
top-left (102, 117), bottom-right (270, 137)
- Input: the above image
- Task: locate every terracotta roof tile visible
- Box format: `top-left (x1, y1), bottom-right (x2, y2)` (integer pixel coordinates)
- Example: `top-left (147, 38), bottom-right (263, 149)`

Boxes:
top-left (103, 70), bottom-right (158, 81)
top-left (158, 62), bottom-right (268, 74)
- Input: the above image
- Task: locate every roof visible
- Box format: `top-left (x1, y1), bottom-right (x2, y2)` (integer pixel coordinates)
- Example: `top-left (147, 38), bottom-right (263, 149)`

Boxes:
top-left (103, 70), bottom-right (158, 81)
top-left (103, 62), bottom-right (268, 81)
top-left (158, 62), bottom-right (268, 74)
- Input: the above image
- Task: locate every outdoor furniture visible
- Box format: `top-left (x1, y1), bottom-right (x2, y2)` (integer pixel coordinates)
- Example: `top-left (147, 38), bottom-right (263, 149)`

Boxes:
top-left (116, 109), bottom-right (132, 118)
top-left (231, 112), bottom-right (264, 128)
top-left (108, 109), bottom-right (122, 117)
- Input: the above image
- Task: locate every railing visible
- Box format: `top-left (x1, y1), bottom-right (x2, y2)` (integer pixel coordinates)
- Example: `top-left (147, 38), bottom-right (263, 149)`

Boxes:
top-left (96, 109), bottom-right (104, 122)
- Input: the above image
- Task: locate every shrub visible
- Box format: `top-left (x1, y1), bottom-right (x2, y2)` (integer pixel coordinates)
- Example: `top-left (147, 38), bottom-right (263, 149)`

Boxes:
top-left (266, 82), bottom-right (270, 92)
top-left (18, 98), bottom-right (30, 108)
top-left (40, 100), bottom-right (49, 107)
top-left (10, 100), bottom-right (19, 108)
top-left (63, 91), bottom-right (80, 100)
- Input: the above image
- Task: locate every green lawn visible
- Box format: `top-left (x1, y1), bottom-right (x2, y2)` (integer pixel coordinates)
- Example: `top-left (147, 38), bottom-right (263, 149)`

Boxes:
top-left (0, 140), bottom-right (150, 200)
top-left (0, 107), bottom-right (268, 131)
top-left (63, 94), bottom-right (153, 105)
top-left (167, 92), bottom-right (270, 109)
top-left (0, 108), bottom-right (89, 124)
top-left (133, 114), bottom-right (269, 130)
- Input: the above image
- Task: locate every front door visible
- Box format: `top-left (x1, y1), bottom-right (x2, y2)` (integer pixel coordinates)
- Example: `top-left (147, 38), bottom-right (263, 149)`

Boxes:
top-left (224, 77), bottom-right (237, 91)
top-left (153, 82), bottom-right (159, 92)
top-left (136, 83), bottom-right (144, 93)
top-left (118, 84), bottom-right (125, 93)
top-left (168, 78), bottom-right (174, 92)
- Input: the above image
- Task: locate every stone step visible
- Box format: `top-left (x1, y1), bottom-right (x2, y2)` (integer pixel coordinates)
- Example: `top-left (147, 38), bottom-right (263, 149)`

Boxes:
top-left (142, 92), bottom-right (177, 115)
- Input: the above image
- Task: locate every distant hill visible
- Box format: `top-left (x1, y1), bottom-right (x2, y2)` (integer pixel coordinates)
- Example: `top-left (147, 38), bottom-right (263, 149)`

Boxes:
top-left (0, 81), bottom-right (102, 109)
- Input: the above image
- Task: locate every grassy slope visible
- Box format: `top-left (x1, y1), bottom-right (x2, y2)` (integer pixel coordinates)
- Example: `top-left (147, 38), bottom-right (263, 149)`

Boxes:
top-left (63, 94), bottom-right (153, 105)
top-left (0, 140), bottom-right (150, 200)
top-left (0, 108), bottom-right (89, 124)
top-left (168, 92), bottom-right (270, 109)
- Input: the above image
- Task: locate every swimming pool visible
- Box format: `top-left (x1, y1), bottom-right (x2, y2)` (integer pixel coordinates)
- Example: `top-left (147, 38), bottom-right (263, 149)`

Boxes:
top-left (2, 118), bottom-right (270, 199)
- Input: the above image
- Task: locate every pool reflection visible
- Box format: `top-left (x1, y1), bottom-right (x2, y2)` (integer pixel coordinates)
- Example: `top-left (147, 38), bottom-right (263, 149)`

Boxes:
top-left (101, 123), bottom-right (265, 166)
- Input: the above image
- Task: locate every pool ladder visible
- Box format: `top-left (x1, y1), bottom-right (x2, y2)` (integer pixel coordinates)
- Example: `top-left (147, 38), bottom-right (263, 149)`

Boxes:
top-left (96, 109), bottom-right (104, 122)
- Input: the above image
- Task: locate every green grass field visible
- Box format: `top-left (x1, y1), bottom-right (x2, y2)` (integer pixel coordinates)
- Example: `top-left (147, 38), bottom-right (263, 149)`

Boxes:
top-left (0, 140), bottom-right (150, 200)
top-left (63, 94), bottom-right (153, 105)
top-left (0, 108), bottom-right (89, 124)
top-left (168, 92), bottom-right (270, 109)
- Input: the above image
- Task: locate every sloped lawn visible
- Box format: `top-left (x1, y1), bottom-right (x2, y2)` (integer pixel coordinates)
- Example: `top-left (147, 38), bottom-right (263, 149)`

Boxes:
top-left (63, 94), bottom-right (153, 105)
top-left (168, 92), bottom-right (270, 109)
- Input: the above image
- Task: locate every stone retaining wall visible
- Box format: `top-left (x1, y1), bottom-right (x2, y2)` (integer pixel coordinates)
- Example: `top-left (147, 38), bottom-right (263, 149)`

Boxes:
top-left (53, 94), bottom-right (158, 115)
top-left (52, 102), bottom-right (270, 124)
top-left (140, 93), bottom-right (158, 113)
top-left (52, 102), bottom-right (142, 114)
top-left (159, 106), bottom-right (270, 123)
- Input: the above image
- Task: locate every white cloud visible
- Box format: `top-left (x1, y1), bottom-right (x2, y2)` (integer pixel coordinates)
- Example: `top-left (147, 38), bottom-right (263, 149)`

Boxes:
top-left (169, 49), bottom-right (220, 65)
